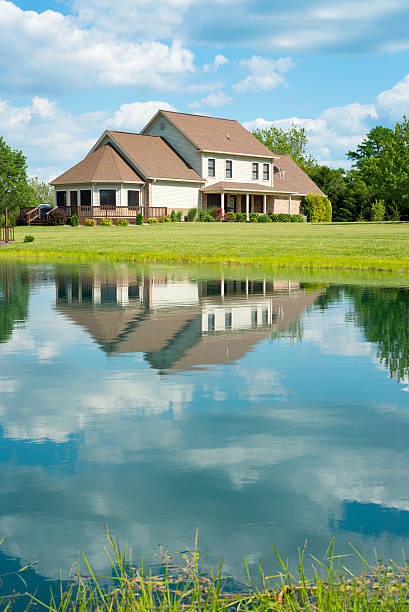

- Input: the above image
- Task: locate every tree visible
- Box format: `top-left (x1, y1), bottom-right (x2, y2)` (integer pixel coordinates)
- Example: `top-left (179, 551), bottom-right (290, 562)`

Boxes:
top-left (347, 119), bottom-right (409, 220)
top-left (28, 177), bottom-right (54, 207)
top-left (0, 137), bottom-right (32, 219)
top-left (252, 124), bottom-right (315, 170)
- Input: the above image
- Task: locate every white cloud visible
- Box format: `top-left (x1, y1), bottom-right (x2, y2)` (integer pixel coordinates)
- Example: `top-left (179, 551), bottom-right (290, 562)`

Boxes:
top-left (376, 73), bottom-right (409, 120)
top-left (234, 55), bottom-right (295, 93)
top-left (109, 101), bottom-right (177, 131)
top-left (196, 91), bottom-right (233, 108)
top-left (0, 0), bottom-right (194, 94)
top-left (203, 54), bottom-right (229, 73)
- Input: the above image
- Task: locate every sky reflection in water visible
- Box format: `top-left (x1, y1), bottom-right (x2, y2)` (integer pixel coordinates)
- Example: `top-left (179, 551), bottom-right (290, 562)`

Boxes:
top-left (0, 261), bottom-right (409, 594)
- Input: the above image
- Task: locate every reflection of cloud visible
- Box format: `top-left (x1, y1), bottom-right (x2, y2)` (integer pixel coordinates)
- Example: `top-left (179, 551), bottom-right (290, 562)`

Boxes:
top-left (238, 368), bottom-right (289, 401)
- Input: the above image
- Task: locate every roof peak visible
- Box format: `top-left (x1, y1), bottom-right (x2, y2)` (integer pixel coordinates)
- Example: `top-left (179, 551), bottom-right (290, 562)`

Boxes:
top-left (160, 109), bottom-right (238, 123)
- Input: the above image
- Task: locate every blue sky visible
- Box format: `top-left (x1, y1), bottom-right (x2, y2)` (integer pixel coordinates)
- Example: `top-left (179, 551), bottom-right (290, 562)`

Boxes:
top-left (1, 0), bottom-right (409, 180)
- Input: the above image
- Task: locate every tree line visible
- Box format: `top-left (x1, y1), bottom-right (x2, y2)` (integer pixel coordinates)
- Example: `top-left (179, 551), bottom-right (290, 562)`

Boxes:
top-left (253, 116), bottom-right (409, 221)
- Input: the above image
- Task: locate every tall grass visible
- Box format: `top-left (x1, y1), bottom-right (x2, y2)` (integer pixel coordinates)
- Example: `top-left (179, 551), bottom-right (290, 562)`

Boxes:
top-left (2, 530), bottom-right (409, 610)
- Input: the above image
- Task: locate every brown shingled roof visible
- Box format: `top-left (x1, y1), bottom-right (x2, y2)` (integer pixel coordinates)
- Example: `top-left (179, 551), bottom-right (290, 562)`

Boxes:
top-left (159, 110), bottom-right (276, 159)
top-left (107, 131), bottom-right (204, 182)
top-left (273, 155), bottom-right (326, 196)
top-left (51, 143), bottom-right (143, 185)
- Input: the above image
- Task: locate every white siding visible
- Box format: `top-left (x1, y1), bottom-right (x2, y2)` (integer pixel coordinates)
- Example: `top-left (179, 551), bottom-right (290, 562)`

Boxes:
top-left (151, 181), bottom-right (201, 209)
top-left (146, 115), bottom-right (202, 176)
top-left (202, 153), bottom-right (273, 187)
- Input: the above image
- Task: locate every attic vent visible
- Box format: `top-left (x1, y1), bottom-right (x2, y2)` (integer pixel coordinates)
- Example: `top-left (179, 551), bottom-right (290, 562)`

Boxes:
top-left (159, 121), bottom-right (165, 131)
top-left (226, 133), bottom-right (230, 140)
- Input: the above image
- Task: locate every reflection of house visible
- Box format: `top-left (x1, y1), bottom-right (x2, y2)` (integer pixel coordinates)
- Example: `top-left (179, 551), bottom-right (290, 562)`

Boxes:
top-left (55, 272), bottom-right (321, 369)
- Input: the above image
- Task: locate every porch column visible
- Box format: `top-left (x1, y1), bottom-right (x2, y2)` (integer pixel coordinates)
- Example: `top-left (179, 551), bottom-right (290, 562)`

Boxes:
top-left (221, 192), bottom-right (225, 216)
top-left (263, 194), bottom-right (267, 215)
top-left (246, 194), bottom-right (249, 221)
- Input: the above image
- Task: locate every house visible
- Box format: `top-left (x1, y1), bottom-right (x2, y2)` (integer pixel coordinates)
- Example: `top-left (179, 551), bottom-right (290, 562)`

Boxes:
top-left (50, 110), bottom-right (325, 221)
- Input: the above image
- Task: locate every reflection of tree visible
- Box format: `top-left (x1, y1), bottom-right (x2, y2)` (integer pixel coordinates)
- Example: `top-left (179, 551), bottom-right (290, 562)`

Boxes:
top-left (0, 263), bottom-right (30, 343)
top-left (346, 286), bottom-right (409, 383)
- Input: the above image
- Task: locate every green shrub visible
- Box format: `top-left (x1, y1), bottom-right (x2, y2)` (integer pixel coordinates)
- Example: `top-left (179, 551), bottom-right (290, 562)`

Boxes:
top-left (70, 213), bottom-right (79, 227)
top-left (23, 234), bottom-right (34, 243)
top-left (136, 212), bottom-right (143, 225)
top-left (291, 214), bottom-right (304, 222)
top-left (197, 209), bottom-right (206, 222)
top-left (170, 210), bottom-right (177, 222)
top-left (236, 212), bottom-right (247, 222)
top-left (100, 218), bottom-right (113, 226)
top-left (370, 199), bottom-right (386, 221)
top-left (147, 217), bottom-right (159, 224)
top-left (203, 214), bottom-right (215, 222)
top-left (115, 218), bottom-right (129, 226)
top-left (188, 208), bottom-right (197, 222)
top-left (249, 212), bottom-right (259, 222)
top-left (47, 210), bottom-right (66, 226)
top-left (277, 213), bottom-right (292, 222)
top-left (226, 212), bottom-right (236, 221)
top-left (85, 218), bottom-right (97, 226)
top-left (160, 215), bottom-right (172, 223)
top-left (303, 193), bottom-right (332, 222)
top-left (258, 214), bottom-right (270, 223)
top-left (176, 211), bottom-right (182, 222)
top-left (270, 213), bottom-right (279, 222)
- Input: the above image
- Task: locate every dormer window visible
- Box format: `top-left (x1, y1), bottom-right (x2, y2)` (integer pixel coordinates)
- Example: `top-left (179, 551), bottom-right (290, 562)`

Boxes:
top-left (208, 158), bottom-right (215, 177)
top-left (252, 163), bottom-right (259, 180)
top-left (225, 160), bottom-right (232, 179)
top-left (263, 163), bottom-right (270, 181)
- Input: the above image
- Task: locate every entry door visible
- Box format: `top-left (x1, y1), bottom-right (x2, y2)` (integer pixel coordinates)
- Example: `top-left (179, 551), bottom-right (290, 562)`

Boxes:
top-left (228, 195), bottom-right (236, 212)
top-left (70, 191), bottom-right (78, 212)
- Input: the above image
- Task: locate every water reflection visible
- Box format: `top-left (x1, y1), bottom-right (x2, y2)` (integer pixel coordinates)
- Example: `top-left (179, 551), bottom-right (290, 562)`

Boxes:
top-left (54, 270), bottom-right (319, 369)
top-left (1, 262), bottom-right (409, 597)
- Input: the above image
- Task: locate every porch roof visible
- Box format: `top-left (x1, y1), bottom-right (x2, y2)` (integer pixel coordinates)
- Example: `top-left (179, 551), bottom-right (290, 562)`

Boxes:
top-left (202, 181), bottom-right (277, 193)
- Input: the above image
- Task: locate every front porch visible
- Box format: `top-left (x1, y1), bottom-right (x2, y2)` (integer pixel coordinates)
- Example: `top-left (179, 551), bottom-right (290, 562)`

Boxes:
top-left (203, 191), bottom-right (273, 218)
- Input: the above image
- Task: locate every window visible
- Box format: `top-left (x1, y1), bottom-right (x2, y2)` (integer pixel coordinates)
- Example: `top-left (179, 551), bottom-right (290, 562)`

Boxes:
top-left (225, 160), bottom-right (232, 178)
top-left (208, 158), bottom-right (215, 177)
top-left (100, 189), bottom-right (116, 208)
top-left (128, 190), bottom-right (139, 207)
top-left (80, 190), bottom-right (91, 206)
top-left (56, 191), bottom-right (66, 207)
top-left (225, 312), bottom-right (232, 329)
top-left (252, 309), bottom-right (258, 327)
top-left (208, 313), bottom-right (215, 332)
top-left (254, 195), bottom-right (263, 213)
top-left (262, 309), bottom-right (269, 325)
top-left (252, 163), bottom-right (259, 180)
top-left (263, 163), bottom-right (270, 181)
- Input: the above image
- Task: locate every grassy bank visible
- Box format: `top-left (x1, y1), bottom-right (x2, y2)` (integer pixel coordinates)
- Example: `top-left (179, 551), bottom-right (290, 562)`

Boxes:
top-left (2, 223), bottom-right (409, 273)
top-left (2, 534), bottom-right (409, 611)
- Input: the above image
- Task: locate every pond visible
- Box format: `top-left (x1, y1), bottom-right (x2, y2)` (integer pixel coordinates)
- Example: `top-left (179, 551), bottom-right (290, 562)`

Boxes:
top-left (1, 260), bottom-right (409, 599)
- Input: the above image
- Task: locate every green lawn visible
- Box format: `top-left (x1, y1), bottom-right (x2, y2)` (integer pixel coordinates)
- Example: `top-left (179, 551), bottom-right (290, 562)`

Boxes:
top-left (2, 223), bottom-right (409, 273)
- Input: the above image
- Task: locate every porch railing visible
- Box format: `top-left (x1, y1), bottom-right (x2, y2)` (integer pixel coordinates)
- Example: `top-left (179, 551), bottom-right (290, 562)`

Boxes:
top-left (1, 225), bottom-right (14, 243)
top-left (57, 206), bottom-right (168, 221)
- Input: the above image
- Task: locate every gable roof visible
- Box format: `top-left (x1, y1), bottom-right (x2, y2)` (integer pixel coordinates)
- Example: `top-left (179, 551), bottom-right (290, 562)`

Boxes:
top-left (273, 155), bottom-right (326, 196)
top-left (51, 143), bottom-right (143, 185)
top-left (154, 110), bottom-right (276, 159)
top-left (106, 131), bottom-right (204, 182)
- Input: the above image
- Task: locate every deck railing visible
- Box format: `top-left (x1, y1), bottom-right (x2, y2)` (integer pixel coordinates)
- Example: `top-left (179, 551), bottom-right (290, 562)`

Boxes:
top-left (58, 206), bottom-right (168, 221)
